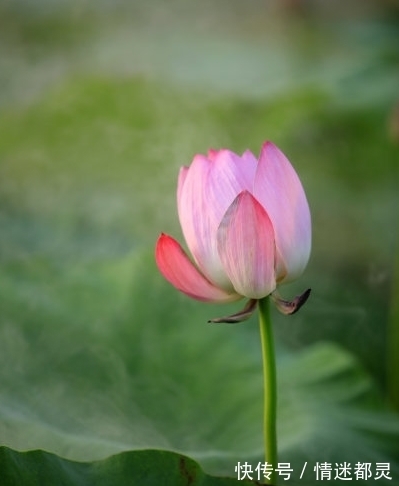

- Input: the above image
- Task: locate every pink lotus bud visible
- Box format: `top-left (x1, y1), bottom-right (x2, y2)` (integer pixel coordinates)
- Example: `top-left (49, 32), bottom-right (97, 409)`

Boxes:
top-left (155, 142), bottom-right (311, 313)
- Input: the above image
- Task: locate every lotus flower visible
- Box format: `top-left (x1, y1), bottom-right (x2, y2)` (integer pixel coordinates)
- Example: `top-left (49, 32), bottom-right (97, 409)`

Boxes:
top-left (155, 141), bottom-right (311, 321)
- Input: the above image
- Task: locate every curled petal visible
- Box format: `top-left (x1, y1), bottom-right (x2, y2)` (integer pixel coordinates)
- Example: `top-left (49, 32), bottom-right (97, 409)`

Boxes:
top-left (217, 191), bottom-right (276, 299)
top-left (271, 288), bottom-right (311, 315)
top-left (208, 299), bottom-right (258, 324)
top-left (155, 233), bottom-right (240, 303)
top-left (254, 142), bottom-right (311, 282)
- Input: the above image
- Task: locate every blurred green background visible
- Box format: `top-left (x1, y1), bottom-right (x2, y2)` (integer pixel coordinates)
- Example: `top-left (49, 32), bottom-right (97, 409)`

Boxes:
top-left (0, 0), bottom-right (398, 484)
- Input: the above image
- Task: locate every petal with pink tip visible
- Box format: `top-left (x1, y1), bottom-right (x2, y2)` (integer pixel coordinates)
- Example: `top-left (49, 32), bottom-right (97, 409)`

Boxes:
top-left (207, 148), bottom-right (219, 161)
top-left (254, 142), bottom-right (311, 282)
top-left (155, 233), bottom-right (240, 303)
top-left (217, 191), bottom-right (276, 299)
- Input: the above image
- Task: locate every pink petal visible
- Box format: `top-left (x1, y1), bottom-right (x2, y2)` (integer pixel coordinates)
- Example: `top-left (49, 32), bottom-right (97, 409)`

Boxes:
top-left (217, 191), bottom-right (276, 299)
top-left (155, 233), bottom-right (240, 303)
top-left (207, 149), bottom-right (257, 224)
top-left (176, 154), bottom-right (212, 259)
top-left (241, 149), bottom-right (259, 166)
top-left (177, 154), bottom-right (229, 288)
top-left (205, 148), bottom-right (258, 248)
top-left (177, 149), bottom-right (258, 290)
top-left (254, 142), bottom-right (311, 282)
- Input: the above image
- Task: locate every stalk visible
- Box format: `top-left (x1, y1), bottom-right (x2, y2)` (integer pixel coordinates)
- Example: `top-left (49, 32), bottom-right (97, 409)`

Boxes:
top-left (258, 296), bottom-right (278, 485)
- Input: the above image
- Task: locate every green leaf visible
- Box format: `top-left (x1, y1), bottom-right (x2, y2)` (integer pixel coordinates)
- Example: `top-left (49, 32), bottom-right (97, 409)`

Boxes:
top-left (0, 447), bottom-right (251, 486)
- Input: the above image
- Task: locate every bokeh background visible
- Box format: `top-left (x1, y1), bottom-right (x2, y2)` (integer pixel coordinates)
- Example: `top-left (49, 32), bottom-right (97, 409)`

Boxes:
top-left (1, 0), bottom-right (398, 484)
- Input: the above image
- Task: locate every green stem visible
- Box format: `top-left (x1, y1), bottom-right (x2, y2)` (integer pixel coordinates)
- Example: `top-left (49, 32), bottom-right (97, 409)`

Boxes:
top-left (258, 296), bottom-right (278, 485)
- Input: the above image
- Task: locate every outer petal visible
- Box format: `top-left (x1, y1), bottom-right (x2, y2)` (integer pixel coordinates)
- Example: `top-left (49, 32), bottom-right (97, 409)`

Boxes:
top-left (155, 233), bottom-right (240, 303)
top-left (253, 142), bottom-right (311, 282)
top-left (217, 191), bottom-right (276, 299)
